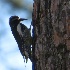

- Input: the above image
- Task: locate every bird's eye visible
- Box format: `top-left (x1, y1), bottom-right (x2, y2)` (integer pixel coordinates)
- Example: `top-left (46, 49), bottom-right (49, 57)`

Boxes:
top-left (12, 18), bottom-right (19, 21)
top-left (18, 17), bottom-right (20, 20)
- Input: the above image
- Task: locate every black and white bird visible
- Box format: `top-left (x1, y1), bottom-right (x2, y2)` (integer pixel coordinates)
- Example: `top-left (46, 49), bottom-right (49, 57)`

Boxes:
top-left (9, 16), bottom-right (31, 61)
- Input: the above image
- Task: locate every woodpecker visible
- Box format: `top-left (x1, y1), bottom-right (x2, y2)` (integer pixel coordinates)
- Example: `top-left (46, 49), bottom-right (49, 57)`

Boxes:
top-left (9, 16), bottom-right (32, 62)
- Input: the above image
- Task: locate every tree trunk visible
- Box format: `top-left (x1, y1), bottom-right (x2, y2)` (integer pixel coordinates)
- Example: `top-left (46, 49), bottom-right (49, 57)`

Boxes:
top-left (32, 0), bottom-right (70, 70)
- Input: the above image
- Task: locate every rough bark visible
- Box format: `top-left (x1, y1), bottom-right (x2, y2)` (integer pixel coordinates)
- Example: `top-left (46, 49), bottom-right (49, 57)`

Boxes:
top-left (32, 0), bottom-right (70, 70)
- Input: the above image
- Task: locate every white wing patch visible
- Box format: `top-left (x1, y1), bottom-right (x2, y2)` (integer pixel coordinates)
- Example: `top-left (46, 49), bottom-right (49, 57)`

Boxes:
top-left (17, 24), bottom-right (23, 37)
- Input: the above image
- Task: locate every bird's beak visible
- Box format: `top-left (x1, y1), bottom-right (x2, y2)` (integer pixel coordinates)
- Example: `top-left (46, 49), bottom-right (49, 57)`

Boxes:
top-left (19, 18), bottom-right (28, 21)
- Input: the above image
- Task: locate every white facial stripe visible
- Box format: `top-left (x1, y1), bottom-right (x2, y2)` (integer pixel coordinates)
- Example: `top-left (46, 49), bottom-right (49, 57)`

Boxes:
top-left (17, 24), bottom-right (23, 37)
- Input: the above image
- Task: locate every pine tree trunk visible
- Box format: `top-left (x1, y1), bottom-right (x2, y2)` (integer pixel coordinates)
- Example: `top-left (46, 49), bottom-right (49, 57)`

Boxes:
top-left (32, 0), bottom-right (70, 70)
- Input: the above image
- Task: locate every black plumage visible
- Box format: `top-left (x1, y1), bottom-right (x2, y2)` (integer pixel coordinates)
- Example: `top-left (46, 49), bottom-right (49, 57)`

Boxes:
top-left (9, 16), bottom-right (31, 61)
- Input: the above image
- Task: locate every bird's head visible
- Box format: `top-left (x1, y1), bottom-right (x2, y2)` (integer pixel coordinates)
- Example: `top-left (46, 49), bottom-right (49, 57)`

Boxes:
top-left (9, 16), bottom-right (27, 25)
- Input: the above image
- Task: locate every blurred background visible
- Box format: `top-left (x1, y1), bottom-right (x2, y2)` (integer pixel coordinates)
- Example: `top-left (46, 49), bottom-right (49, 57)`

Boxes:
top-left (0, 0), bottom-right (33, 70)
